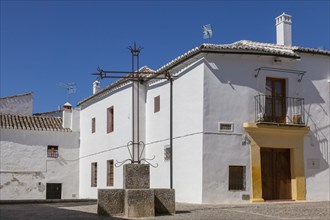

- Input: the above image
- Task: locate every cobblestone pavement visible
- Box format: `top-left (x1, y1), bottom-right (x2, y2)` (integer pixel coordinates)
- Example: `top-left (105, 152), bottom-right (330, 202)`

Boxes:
top-left (0, 201), bottom-right (329, 220)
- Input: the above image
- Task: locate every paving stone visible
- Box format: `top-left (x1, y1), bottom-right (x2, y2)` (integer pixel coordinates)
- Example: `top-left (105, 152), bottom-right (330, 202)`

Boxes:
top-left (97, 189), bottom-right (124, 216)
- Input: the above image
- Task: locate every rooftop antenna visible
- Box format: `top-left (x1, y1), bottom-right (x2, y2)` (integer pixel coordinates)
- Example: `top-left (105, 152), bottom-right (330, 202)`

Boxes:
top-left (202, 24), bottom-right (213, 42)
top-left (56, 82), bottom-right (77, 101)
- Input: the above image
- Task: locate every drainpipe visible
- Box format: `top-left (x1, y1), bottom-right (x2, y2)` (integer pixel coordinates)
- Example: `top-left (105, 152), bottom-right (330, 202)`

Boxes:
top-left (170, 77), bottom-right (173, 189)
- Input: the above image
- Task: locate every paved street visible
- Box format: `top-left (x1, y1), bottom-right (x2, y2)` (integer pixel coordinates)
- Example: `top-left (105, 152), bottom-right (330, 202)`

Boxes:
top-left (0, 201), bottom-right (329, 220)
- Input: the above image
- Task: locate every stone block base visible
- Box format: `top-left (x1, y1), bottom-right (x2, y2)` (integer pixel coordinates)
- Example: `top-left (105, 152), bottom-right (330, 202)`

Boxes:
top-left (125, 189), bottom-right (155, 218)
top-left (154, 189), bottom-right (175, 215)
top-left (97, 189), bottom-right (125, 216)
top-left (123, 164), bottom-right (150, 189)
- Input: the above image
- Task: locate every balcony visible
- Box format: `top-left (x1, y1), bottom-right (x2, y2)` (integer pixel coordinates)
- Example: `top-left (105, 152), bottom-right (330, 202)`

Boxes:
top-left (255, 95), bottom-right (305, 126)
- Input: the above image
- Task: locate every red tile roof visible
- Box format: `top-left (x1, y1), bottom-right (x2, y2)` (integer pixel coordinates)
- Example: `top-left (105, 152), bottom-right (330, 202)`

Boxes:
top-left (0, 114), bottom-right (71, 132)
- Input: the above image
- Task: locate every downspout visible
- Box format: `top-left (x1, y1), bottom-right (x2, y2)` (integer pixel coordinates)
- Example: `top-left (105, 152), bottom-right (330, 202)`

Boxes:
top-left (170, 77), bottom-right (173, 189)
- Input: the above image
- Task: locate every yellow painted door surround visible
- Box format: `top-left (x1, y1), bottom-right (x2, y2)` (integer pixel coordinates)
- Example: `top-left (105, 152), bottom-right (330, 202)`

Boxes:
top-left (243, 123), bottom-right (309, 202)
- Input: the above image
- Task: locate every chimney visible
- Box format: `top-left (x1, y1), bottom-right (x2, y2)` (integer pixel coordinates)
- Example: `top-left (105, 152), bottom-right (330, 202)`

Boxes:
top-left (276, 13), bottom-right (292, 46)
top-left (93, 81), bottom-right (100, 94)
top-left (62, 102), bottom-right (72, 129)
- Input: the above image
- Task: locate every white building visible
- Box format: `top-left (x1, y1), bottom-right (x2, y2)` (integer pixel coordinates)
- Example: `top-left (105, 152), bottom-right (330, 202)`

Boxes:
top-left (0, 102), bottom-right (80, 200)
top-left (78, 13), bottom-right (330, 203)
top-left (0, 93), bottom-right (33, 116)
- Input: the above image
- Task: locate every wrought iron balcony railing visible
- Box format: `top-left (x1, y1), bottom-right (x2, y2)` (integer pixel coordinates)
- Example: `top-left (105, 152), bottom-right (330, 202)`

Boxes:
top-left (255, 95), bottom-right (305, 125)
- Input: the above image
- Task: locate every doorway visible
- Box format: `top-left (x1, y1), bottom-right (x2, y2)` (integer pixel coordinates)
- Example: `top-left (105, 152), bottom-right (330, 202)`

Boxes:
top-left (261, 148), bottom-right (291, 200)
top-left (46, 183), bottom-right (62, 199)
top-left (265, 77), bottom-right (286, 123)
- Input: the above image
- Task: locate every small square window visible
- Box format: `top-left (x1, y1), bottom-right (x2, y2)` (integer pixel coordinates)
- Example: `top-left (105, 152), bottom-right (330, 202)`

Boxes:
top-left (47, 146), bottom-right (58, 158)
top-left (229, 166), bottom-right (245, 191)
top-left (154, 96), bottom-right (160, 113)
top-left (219, 123), bottom-right (234, 132)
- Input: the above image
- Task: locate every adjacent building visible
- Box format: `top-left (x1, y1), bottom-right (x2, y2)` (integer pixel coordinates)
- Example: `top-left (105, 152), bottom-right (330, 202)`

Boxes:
top-left (0, 100), bottom-right (80, 200)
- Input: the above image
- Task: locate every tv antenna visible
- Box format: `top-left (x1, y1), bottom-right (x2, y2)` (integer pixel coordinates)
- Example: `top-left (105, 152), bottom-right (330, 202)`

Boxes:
top-left (57, 82), bottom-right (77, 101)
top-left (202, 24), bottom-right (213, 42)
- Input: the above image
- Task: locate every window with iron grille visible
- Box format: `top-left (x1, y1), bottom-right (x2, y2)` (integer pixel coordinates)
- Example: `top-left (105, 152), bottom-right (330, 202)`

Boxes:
top-left (219, 123), bottom-right (234, 132)
top-left (92, 117), bottom-right (96, 133)
top-left (107, 160), bottom-right (114, 186)
top-left (47, 145), bottom-right (59, 158)
top-left (164, 146), bottom-right (171, 161)
top-left (154, 96), bottom-right (160, 113)
top-left (91, 162), bottom-right (97, 187)
top-left (107, 106), bottom-right (114, 133)
top-left (229, 166), bottom-right (245, 190)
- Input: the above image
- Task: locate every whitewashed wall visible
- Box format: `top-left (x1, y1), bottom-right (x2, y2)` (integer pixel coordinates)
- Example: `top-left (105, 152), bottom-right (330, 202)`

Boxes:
top-left (299, 54), bottom-right (330, 201)
top-left (0, 93), bottom-right (33, 115)
top-left (79, 84), bottom-right (134, 199)
top-left (146, 60), bottom-right (205, 203)
top-left (202, 52), bottom-right (329, 202)
top-left (0, 128), bottom-right (79, 200)
top-left (78, 51), bottom-right (329, 203)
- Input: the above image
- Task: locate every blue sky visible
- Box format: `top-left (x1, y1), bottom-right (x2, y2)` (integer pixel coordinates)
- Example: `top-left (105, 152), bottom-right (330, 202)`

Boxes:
top-left (1, 0), bottom-right (329, 113)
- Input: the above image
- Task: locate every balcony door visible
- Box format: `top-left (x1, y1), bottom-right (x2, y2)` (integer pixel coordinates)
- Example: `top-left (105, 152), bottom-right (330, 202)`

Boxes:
top-left (265, 77), bottom-right (286, 123)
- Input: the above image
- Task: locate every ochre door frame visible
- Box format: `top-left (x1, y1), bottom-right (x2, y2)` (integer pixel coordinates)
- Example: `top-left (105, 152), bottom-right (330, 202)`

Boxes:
top-left (244, 123), bottom-right (309, 202)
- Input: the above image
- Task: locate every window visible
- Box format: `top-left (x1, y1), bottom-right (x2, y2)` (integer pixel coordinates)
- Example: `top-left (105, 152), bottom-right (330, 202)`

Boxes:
top-left (91, 162), bottom-right (97, 187)
top-left (229, 166), bottom-right (245, 190)
top-left (92, 117), bottom-right (95, 133)
top-left (164, 146), bottom-right (171, 161)
top-left (219, 123), bottom-right (234, 132)
top-left (47, 145), bottom-right (59, 158)
top-left (154, 96), bottom-right (160, 113)
top-left (107, 160), bottom-right (114, 186)
top-left (107, 106), bottom-right (114, 133)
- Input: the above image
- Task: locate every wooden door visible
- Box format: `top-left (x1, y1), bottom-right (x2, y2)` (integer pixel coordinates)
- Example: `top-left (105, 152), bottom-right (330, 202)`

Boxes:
top-left (46, 183), bottom-right (62, 199)
top-left (261, 148), bottom-right (291, 200)
top-left (265, 78), bottom-right (286, 123)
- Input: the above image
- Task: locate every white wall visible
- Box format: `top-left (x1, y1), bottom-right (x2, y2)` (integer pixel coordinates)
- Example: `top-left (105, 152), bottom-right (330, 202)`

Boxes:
top-left (298, 54), bottom-right (330, 201)
top-left (77, 51), bottom-right (329, 203)
top-left (0, 128), bottom-right (79, 200)
top-left (202, 52), bottom-right (329, 202)
top-left (79, 84), bottom-right (133, 199)
top-left (146, 60), bottom-right (205, 203)
top-left (0, 93), bottom-right (33, 115)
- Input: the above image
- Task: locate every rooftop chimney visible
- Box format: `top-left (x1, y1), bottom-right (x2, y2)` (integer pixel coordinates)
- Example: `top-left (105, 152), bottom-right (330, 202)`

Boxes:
top-left (276, 13), bottom-right (292, 46)
top-left (62, 102), bottom-right (72, 129)
top-left (93, 81), bottom-right (100, 94)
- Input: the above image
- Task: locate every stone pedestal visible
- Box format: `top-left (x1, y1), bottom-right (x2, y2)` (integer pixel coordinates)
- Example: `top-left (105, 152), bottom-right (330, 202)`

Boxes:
top-left (97, 164), bottom-right (175, 218)
top-left (123, 164), bottom-right (150, 189)
top-left (125, 189), bottom-right (154, 217)
top-left (154, 189), bottom-right (175, 215)
top-left (97, 189), bottom-right (125, 216)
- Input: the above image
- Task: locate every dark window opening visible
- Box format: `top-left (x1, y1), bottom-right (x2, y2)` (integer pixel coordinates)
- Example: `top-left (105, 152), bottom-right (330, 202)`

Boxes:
top-left (229, 166), bottom-right (245, 190)
top-left (91, 162), bottom-right (97, 187)
top-left (154, 96), bottom-right (160, 113)
top-left (47, 145), bottom-right (59, 158)
top-left (107, 160), bottom-right (114, 186)
top-left (92, 117), bottom-right (96, 133)
top-left (107, 107), bottom-right (114, 133)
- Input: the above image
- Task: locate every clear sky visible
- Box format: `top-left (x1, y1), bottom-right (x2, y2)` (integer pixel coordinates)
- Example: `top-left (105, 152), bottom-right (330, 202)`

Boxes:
top-left (1, 0), bottom-right (329, 113)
